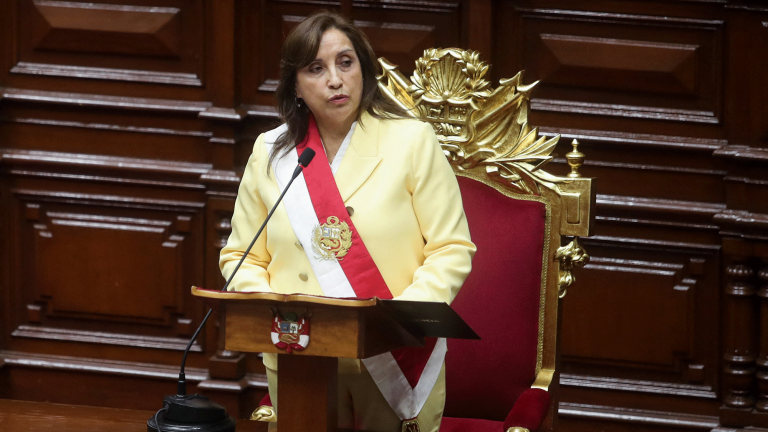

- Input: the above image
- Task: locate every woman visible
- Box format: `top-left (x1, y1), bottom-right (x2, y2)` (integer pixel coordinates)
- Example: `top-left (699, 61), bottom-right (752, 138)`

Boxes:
top-left (219, 11), bottom-right (475, 432)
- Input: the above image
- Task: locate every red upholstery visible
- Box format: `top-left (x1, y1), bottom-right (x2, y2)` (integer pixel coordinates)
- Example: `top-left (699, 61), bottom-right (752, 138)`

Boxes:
top-left (260, 393), bottom-right (271, 407)
top-left (503, 388), bottom-right (551, 431)
top-left (257, 177), bottom-right (549, 430)
top-left (444, 177), bottom-right (547, 422)
top-left (441, 417), bottom-right (503, 432)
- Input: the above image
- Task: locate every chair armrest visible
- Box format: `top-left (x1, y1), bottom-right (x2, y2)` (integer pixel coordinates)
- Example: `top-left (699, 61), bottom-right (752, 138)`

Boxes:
top-left (502, 387), bottom-right (551, 432)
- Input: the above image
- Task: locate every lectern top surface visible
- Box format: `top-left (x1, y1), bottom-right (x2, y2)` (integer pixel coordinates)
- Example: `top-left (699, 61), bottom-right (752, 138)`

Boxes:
top-left (191, 286), bottom-right (377, 308)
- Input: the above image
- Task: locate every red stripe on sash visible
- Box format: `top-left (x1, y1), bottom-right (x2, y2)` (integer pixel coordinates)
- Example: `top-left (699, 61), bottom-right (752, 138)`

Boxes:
top-left (298, 115), bottom-right (438, 399)
top-left (297, 116), bottom-right (392, 300)
top-left (391, 337), bottom-right (438, 388)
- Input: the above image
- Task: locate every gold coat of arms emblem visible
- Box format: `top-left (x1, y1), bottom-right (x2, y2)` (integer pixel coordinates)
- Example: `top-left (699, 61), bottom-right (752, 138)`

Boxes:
top-left (312, 216), bottom-right (353, 261)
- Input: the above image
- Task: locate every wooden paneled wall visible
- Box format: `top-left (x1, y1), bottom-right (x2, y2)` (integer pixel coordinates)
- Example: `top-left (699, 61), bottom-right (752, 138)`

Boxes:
top-left (1, 1), bottom-right (767, 431)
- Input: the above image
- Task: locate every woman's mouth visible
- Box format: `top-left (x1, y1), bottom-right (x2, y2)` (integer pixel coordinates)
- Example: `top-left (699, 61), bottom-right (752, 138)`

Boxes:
top-left (330, 95), bottom-right (349, 104)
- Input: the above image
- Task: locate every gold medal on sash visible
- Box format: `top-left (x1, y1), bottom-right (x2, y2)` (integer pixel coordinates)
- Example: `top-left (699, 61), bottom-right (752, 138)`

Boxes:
top-left (312, 216), bottom-right (353, 261)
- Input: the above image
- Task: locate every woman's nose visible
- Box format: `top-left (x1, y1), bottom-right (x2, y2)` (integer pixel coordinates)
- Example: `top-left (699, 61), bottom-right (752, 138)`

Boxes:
top-left (328, 70), bottom-right (343, 88)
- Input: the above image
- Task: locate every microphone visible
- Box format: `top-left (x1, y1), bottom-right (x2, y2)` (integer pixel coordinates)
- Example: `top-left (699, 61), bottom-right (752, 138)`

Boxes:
top-left (148, 148), bottom-right (315, 432)
top-left (293, 148), bottom-right (315, 177)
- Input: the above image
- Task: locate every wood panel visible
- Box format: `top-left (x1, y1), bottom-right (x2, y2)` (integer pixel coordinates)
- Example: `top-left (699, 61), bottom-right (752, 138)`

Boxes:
top-left (8, 187), bottom-right (206, 344)
top-left (561, 238), bottom-right (719, 388)
top-left (15, 0), bottom-right (203, 84)
top-left (517, 8), bottom-right (723, 125)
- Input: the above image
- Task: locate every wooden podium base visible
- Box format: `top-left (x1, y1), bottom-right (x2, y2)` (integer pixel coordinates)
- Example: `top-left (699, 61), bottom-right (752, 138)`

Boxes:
top-left (278, 354), bottom-right (338, 432)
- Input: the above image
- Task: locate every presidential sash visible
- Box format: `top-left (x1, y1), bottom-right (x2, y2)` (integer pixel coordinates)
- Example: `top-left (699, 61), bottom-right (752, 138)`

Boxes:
top-left (265, 116), bottom-right (446, 421)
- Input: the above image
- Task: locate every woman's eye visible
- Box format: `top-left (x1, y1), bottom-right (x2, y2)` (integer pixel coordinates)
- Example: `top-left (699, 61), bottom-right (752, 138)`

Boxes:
top-left (339, 59), bottom-right (353, 68)
top-left (309, 66), bottom-right (323, 73)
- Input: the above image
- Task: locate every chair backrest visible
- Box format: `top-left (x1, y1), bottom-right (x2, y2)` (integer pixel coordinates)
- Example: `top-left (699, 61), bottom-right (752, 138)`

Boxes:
top-left (378, 48), bottom-right (595, 430)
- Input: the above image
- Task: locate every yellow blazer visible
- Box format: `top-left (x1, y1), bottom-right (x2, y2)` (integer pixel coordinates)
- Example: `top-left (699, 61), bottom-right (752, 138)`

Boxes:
top-left (220, 113), bottom-right (475, 305)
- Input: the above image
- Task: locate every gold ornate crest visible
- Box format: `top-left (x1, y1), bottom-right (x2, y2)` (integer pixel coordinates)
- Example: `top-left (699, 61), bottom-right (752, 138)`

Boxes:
top-left (377, 48), bottom-right (562, 196)
top-left (312, 216), bottom-right (353, 261)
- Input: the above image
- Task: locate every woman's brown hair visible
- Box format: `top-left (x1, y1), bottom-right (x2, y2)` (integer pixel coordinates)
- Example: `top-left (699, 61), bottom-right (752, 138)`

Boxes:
top-left (270, 10), bottom-right (407, 166)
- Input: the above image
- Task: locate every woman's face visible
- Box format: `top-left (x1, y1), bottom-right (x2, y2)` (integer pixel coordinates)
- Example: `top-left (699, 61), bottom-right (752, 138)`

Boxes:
top-left (295, 28), bottom-right (363, 132)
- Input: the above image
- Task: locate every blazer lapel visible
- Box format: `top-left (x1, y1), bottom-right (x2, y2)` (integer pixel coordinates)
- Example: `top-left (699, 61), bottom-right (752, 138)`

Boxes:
top-left (335, 113), bottom-right (381, 202)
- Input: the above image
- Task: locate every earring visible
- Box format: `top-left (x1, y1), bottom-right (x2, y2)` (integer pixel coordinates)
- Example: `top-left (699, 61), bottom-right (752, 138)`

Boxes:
top-left (296, 97), bottom-right (302, 108)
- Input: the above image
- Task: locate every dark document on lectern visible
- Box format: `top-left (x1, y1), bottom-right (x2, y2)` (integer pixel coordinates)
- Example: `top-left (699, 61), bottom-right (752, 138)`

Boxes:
top-left (379, 299), bottom-right (480, 340)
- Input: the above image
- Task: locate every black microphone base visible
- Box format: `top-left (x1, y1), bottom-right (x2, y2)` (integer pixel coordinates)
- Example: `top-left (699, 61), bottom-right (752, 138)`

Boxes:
top-left (147, 394), bottom-right (236, 432)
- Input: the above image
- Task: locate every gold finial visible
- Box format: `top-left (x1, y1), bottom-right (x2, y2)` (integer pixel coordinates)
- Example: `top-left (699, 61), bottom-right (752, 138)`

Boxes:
top-left (565, 139), bottom-right (585, 178)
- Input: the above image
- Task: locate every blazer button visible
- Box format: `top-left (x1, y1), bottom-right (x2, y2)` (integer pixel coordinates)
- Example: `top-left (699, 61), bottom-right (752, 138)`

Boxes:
top-left (295, 241), bottom-right (303, 250)
top-left (346, 206), bottom-right (354, 216)
top-left (299, 273), bottom-right (308, 281)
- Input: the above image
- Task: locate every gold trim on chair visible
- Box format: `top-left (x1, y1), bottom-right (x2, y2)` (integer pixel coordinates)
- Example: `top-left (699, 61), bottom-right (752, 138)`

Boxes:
top-left (379, 49), bottom-right (561, 196)
top-left (250, 405), bottom-right (277, 422)
top-left (556, 237), bottom-right (590, 298)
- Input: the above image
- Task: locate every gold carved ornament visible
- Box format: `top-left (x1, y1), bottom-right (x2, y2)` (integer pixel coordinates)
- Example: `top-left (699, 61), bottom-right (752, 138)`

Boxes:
top-left (554, 141), bottom-right (590, 297)
top-left (378, 48), bottom-right (563, 196)
top-left (377, 48), bottom-right (592, 297)
top-left (250, 405), bottom-right (276, 422)
top-left (555, 237), bottom-right (589, 298)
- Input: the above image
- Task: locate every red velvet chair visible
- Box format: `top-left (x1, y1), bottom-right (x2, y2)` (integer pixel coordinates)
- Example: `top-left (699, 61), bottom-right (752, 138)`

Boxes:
top-left (377, 48), bottom-right (595, 432)
top-left (252, 48), bottom-right (595, 432)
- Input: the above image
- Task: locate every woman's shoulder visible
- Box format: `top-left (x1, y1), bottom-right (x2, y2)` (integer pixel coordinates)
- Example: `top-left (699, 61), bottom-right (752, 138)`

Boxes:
top-left (375, 115), bottom-right (434, 139)
top-left (261, 123), bottom-right (288, 145)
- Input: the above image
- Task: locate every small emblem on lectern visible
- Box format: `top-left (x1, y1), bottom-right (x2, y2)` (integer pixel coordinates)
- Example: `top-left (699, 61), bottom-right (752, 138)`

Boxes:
top-left (270, 310), bottom-right (310, 353)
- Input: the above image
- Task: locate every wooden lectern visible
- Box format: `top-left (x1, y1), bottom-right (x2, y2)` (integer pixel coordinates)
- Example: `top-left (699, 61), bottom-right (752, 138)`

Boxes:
top-left (192, 287), bottom-right (478, 432)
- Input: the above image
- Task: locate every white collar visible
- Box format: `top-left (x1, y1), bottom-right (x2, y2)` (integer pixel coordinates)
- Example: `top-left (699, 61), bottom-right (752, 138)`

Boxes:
top-left (326, 122), bottom-right (356, 175)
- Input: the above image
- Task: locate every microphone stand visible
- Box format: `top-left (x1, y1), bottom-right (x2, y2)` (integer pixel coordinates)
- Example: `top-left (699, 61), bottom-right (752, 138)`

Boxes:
top-left (148, 149), bottom-right (315, 432)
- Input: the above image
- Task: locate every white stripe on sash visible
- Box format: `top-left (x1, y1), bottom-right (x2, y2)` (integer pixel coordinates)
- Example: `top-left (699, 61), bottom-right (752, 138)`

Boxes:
top-left (361, 338), bottom-right (446, 419)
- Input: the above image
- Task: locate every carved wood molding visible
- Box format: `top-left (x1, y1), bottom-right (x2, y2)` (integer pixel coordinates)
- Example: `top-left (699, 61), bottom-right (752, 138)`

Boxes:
top-left (585, 234), bottom-right (722, 251)
top-left (723, 261), bottom-right (758, 409)
top-left (532, 99), bottom-right (720, 124)
top-left (559, 402), bottom-right (719, 430)
top-left (716, 145), bottom-right (768, 163)
top-left (716, 210), bottom-right (768, 241)
top-left (11, 325), bottom-right (202, 352)
top-left (539, 127), bottom-right (726, 152)
top-left (560, 374), bottom-right (717, 399)
top-left (756, 264), bottom-right (768, 412)
top-left (11, 62), bottom-right (203, 86)
top-left (597, 194), bottom-right (725, 226)
top-left (14, 189), bottom-right (205, 210)
top-left (270, 0), bottom-right (460, 13)
top-left (1, 149), bottom-right (212, 176)
top-left (0, 88), bottom-right (212, 114)
top-left (0, 349), bottom-right (206, 380)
